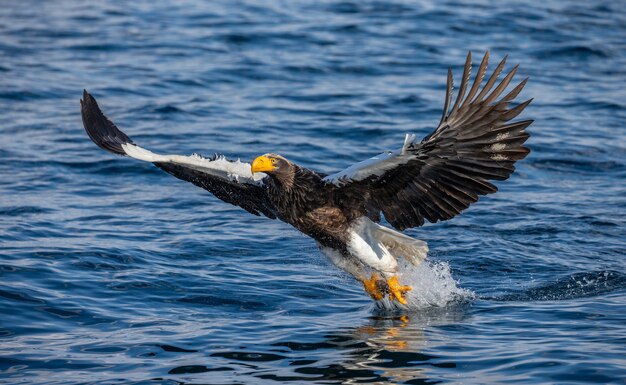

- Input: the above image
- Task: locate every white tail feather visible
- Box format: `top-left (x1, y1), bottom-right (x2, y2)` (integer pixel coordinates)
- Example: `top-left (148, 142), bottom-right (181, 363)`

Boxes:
top-left (369, 221), bottom-right (428, 266)
top-left (347, 218), bottom-right (428, 275)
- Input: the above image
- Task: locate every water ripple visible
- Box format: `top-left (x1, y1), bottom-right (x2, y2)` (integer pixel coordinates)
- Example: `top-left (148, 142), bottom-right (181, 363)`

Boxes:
top-left (0, 0), bottom-right (625, 384)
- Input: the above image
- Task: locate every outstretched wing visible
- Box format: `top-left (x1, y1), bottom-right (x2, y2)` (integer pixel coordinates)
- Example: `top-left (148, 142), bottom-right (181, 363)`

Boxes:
top-left (81, 90), bottom-right (277, 218)
top-left (324, 52), bottom-right (533, 231)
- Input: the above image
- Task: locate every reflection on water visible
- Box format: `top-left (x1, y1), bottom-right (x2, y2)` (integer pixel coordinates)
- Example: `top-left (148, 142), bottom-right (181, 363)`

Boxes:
top-left (263, 305), bottom-right (468, 384)
top-left (348, 315), bottom-right (432, 384)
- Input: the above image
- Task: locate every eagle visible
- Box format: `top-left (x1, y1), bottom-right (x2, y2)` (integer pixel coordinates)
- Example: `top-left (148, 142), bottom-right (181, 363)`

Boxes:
top-left (81, 51), bottom-right (532, 305)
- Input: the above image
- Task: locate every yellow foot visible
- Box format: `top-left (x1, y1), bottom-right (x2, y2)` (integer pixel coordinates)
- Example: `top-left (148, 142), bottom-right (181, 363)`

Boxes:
top-left (362, 273), bottom-right (384, 301)
top-left (387, 276), bottom-right (412, 305)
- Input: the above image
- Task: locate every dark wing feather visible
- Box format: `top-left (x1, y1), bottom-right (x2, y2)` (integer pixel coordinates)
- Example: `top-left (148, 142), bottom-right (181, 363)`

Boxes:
top-left (153, 161), bottom-right (276, 217)
top-left (81, 90), bottom-right (134, 155)
top-left (81, 90), bottom-right (277, 219)
top-left (325, 52), bottom-right (533, 231)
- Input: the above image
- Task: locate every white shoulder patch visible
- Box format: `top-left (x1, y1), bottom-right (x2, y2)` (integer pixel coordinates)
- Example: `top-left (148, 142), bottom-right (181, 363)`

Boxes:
top-left (323, 134), bottom-right (418, 186)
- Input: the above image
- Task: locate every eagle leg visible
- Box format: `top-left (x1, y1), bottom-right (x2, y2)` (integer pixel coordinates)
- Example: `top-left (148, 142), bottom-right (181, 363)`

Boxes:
top-left (386, 276), bottom-right (412, 305)
top-left (361, 272), bottom-right (385, 301)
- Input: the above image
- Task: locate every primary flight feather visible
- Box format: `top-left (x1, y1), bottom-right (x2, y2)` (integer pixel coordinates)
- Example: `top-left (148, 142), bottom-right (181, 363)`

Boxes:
top-left (81, 51), bottom-right (532, 305)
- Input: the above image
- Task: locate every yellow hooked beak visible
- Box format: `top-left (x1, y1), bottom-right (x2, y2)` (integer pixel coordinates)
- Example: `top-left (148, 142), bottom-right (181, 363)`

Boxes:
top-left (251, 155), bottom-right (276, 174)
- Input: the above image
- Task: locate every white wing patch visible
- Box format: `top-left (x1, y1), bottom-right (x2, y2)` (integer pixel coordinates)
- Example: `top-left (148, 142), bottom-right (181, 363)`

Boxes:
top-left (120, 143), bottom-right (266, 184)
top-left (487, 143), bottom-right (506, 152)
top-left (323, 134), bottom-right (418, 186)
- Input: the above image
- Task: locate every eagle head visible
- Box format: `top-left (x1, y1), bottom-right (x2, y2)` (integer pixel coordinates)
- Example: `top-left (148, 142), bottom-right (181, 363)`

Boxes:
top-left (250, 154), bottom-right (293, 176)
top-left (251, 153), bottom-right (296, 188)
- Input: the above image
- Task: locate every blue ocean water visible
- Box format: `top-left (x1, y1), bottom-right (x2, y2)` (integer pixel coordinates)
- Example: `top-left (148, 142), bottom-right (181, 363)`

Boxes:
top-left (1, 1), bottom-right (625, 384)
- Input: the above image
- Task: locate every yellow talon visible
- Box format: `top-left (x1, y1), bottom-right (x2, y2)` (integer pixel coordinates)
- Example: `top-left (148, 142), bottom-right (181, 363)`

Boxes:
top-left (387, 276), bottom-right (411, 305)
top-left (362, 273), bottom-right (384, 301)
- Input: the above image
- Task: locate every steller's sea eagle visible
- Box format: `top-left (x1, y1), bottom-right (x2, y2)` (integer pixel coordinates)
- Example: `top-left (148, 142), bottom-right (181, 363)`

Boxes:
top-left (81, 51), bottom-right (532, 305)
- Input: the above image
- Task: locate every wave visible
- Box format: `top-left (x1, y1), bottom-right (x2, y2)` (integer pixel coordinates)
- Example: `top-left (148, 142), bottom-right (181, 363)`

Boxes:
top-left (488, 270), bottom-right (626, 302)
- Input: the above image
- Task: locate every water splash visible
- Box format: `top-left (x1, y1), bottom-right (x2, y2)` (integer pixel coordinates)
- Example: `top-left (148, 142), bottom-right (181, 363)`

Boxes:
top-left (375, 260), bottom-right (474, 311)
